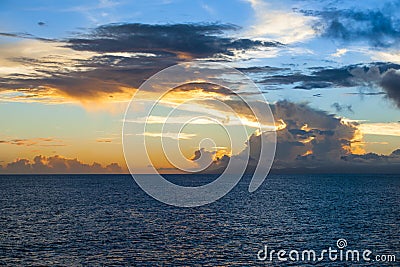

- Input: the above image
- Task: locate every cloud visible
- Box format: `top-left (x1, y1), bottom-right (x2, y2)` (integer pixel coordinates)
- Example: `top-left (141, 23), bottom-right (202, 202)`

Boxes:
top-left (0, 39), bottom-right (132, 104)
top-left (331, 48), bottom-right (348, 57)
top-left (341, 148), bottom-right (400, 168)
top-left (359, 122), bottom-right (400, 137)
top-left (380, 69), bottom-right (400, 108)
top-left (271, 101), bottom-right (361, 162)
top-left (245, 0), bottom-right (317, 43)
top-left (371, 50), bottom-right (400, 64)
top-left (331, 102), bottom-right (353, 113)
top-left (0, 39), bottom-right (95, 77)
top-left (257, 66), bottom-right (354, 88)
top-left (0, 155), bottom-right (123, 174)
top-left (67, 23), bottom-right (280, 56)
top-left (190, 101), bottom-right (400, 173)
top-left (344, 63), bottom-right (400, 108)
top-left (126, 115), bottom-right (218, 125)
top-left (303, 6), bottom-right (400, 47)
top-left (96, 138), bottom-right (113, 143)
top-left (190, 148), bottom-right (231, 174)
top-left (2, 21), bottom-right (398, 111)
top-left (0, 32), bottom-right (53, 42)
top-left (234, 62), bottom-right (400, 88)
top-left (138, 132), bottom-right (197, 140)
top-left (0, 138), bottom-right (65, 147)
top-left (185, 101), bottom-right (371, 173)
top-left (190, 148), bottom-right (223, 170)
top-left (0, 23), bottom-right (280, 105)
top-left (246, 62), bottom-right (400, 108)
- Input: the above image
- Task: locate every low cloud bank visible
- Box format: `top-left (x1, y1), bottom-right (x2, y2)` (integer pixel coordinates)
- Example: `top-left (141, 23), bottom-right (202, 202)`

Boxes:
top-left (0, 155), bottom-right (123, 174)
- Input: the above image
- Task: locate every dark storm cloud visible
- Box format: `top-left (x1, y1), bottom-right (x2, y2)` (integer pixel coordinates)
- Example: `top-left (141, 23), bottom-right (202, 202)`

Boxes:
top-left (302, 6), bottom-right (400, 47)
top-left (66, 23), bottom-right (281, 57)
top-left (243, 62), bottom-right (400, 108)
top-left (261, 62), bottom-right (400, 88)
top-left (380, 69), bottom-right (400, 108)
top-left (343, 63), bottom-right (400, 108)
top-left (253, 64), bottom-right (378, 88)
top-left (271, 101), bottom-right (357, 162)
top-left (253, 67), bottom-right (346, 89)
top-left (294, 81), bottom-right (332, 90)
top-left (193, 101), bottom-right (365, 173)
top-left (191, 101), bottom-right (400, 174)
top-left (0, 23), bottom-right (281, 100)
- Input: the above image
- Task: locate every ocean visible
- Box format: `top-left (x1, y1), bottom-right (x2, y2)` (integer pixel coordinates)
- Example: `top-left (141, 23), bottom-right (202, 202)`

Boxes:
top-left (0, 174), bottom-right (399, 266)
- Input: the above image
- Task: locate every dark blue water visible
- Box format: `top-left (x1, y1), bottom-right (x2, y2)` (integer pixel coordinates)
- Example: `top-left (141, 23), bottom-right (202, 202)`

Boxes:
top-left (0, 174), bottom-right (399, 266)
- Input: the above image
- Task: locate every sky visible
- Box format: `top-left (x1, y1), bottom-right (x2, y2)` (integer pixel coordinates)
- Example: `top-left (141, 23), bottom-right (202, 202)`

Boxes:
top-left (0, 0), bottom-right (400, 173)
